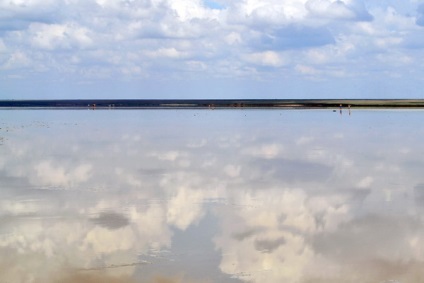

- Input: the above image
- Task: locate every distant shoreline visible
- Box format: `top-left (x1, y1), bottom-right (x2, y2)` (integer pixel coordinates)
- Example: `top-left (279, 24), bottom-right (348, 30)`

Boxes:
top-left (1, 99), bottom-right (424, 109)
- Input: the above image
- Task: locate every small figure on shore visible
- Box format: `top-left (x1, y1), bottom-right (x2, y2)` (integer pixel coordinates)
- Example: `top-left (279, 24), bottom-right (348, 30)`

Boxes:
top-left (339, 104), bottom-right (342, 115)
top-left (348, 104), bottom-right (351, 115)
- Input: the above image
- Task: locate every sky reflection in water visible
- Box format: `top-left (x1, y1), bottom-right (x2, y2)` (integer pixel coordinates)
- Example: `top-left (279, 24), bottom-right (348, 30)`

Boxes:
top-left (0, 109), bottom-right (423, 283)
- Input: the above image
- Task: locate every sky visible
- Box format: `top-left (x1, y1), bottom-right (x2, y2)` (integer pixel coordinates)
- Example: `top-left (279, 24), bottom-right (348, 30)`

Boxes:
top-left (1, 0), bottom-right (424, 99)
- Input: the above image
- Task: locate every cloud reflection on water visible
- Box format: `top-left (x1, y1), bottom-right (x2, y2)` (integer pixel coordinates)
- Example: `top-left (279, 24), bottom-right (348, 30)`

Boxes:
top-left (0, 110), bottom-right (423, 283)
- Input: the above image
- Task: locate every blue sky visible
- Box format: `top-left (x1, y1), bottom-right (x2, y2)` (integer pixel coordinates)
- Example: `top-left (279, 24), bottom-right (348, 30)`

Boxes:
top-left (0, 0), bottom-right (424, 99)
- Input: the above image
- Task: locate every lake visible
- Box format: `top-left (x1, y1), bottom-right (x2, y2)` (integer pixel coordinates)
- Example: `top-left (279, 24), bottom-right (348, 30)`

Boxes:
top-left (0, 109), bottom-right (423, 283)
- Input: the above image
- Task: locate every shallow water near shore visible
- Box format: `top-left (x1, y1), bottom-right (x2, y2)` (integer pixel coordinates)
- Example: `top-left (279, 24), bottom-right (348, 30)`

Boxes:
top-left (1, 109), bottom-right (424, 283)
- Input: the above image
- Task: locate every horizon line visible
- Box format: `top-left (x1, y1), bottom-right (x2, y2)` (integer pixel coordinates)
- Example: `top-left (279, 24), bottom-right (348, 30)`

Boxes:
top-left (1, 98), bottom-right (424, 109)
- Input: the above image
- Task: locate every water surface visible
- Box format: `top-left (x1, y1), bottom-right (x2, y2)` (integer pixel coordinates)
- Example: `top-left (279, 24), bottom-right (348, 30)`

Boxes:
top-left (0, 109), bottom-right (423, 283)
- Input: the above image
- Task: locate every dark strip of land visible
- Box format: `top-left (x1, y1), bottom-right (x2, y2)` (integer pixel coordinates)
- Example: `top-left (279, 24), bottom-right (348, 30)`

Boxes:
top-left (0, 99), bottom-right (424, 109)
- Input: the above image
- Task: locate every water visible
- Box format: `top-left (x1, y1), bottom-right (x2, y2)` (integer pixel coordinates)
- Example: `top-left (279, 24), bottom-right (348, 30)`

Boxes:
top-left (0, 109), bottom-right (423, 283)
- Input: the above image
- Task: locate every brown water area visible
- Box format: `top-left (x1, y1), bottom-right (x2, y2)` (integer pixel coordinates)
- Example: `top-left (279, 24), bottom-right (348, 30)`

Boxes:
top-left (0, 109), bottom-right (424, 283)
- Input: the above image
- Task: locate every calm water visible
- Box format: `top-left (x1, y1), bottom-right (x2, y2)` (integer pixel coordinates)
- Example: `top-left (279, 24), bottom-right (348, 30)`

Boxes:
top-left (0, 109), bottom-right (423, 283)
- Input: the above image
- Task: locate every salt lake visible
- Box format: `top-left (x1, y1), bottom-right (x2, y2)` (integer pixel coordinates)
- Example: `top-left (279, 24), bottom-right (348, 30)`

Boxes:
top-left (0, 109), bottom-right (423, 283)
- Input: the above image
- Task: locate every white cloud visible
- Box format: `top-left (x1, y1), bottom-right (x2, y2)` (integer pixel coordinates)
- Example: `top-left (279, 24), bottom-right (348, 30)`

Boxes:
top-left (34, 160), bottom-right (92, 187)
top-left (224, 164), bottom-right (241, 177)
top-left (225, 32), bottom-right (242, 45)
top-left (245, 51), bottom-right (286, 67)
top-left (84, 225), bottom-right (136, 254)
top-left (152, 150), bottom-right (181, 161)
top-left (376, 52), bottom-right (412, 66)
top-left (243, 143), bottom-right (282, 159)
top-left (214, 188), bottom-right (353, 283)
top-left (28, 23), bottom-right (93, 50)
top-left (166, 186), bottom-right (206, 230)
top-left (357, 176), bottom-right (373, 188)
top-left (169, 0), bottom-right (220, 21)
top-left (0, 0), bottom-right (423, 97)
top-left (1, 51), bottom-right (31, 69)
top-left (295, 64), bottom-right (319, 75)
top-left (115, 167), bottom-right (142, 187)
top-left (227, 0), bottom-right (307, 26)
top-left (306, 0), bottom-right (372, 21)
top-left (146, 47), bottom-right (188, 59)
top-left (306, 0), bottom-right (354, 19)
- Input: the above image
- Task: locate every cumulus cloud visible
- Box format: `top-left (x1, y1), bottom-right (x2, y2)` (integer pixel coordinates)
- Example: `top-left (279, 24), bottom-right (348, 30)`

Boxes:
top-left (306, 0), bottom-right (373, 21)
top-left (2, 0), bottom-right (423, 96)
top-left (1, 51), bottom-right (31, 70)
top-left (166, 186), bottom-right (206, 230)
top-left (244, 51), bottom-right (286, 67)
top-left (34, 160), bottom-right (92, 187)
top-left (28, 22), bottom-right (93, 50)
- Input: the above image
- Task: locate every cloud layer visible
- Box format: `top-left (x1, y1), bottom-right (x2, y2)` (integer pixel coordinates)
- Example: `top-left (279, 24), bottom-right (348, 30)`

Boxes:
top-left (0, 0), bottom-right (423, 98)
